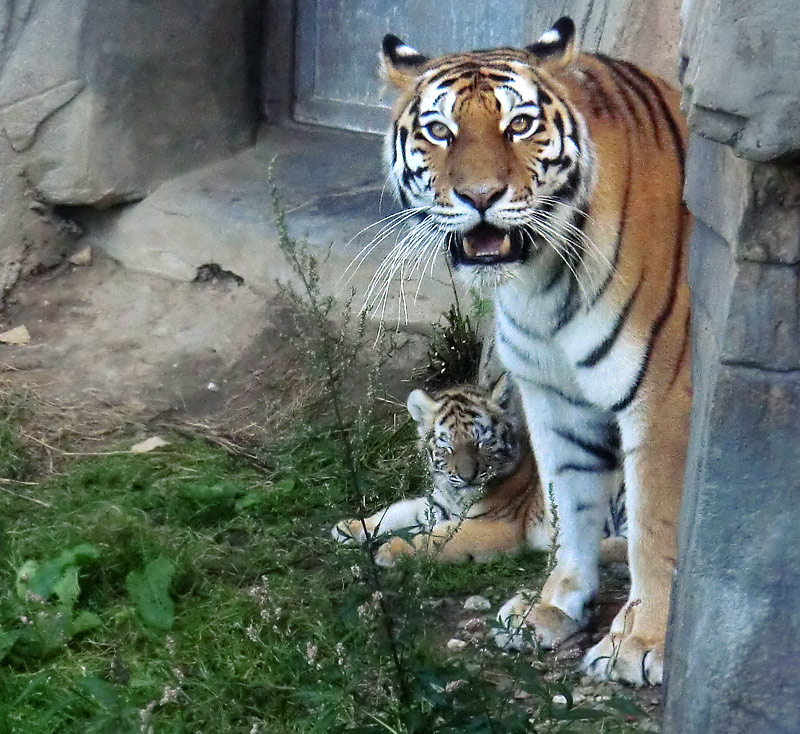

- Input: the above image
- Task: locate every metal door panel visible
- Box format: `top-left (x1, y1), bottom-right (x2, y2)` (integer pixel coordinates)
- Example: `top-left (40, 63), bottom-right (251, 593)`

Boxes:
top-left (294, 0), bottom-right (565, 133)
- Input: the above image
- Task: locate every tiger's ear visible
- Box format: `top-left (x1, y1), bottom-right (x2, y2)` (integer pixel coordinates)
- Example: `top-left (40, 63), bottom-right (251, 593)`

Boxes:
top-left (526, 17), bottom-right (577, 67)
top-left (489, 373), bottom-right (515, 412)
top-left (381, 34), bottom-right (429, 90)
top-left (407, 388), bottom-right (438, 434)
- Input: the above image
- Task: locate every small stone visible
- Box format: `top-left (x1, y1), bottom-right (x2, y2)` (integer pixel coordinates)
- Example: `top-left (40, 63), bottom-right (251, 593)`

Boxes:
top-left (446, 638), bottom-right (467, 652)
top-left (69, 245), bottom-right (92, 266)
top-left (463, 595), bottom-right (491, 612)
top-left (513, 689), bottom-right (531, 700)
top-left (552, 694), bottom-right (568, 706)
top-left (207, 381), bottom-right (220, 391)
top-left (458, 617), bottom-right (485, 632)
top-left (580, 676), bottom-right (593, 687)
top-left (572, 692), bottom-right (586, 703)
top-left (595, 694), bottom-right (612, 702)
top-left (130, 436), bottom-right (169, 453)
top-left (0, 325), bottom-right (30, 344)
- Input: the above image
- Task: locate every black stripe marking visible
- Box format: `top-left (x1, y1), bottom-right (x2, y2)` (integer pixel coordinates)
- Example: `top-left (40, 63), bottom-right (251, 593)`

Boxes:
top-left (611, 214), bottom-right (686, 412)
top-left (551, 270), bottom-right (579, 335)
top-left (554, 428), bottom-right (619, 469)
top-left (588, 162), bottom-right (631, 309)
top-left (541, 253), bottom-right (567, 292)
top-left (398, 127), bottom-right (409, 166)
top-left (555, 463), bottom-right (610, 475)
top-left (431, 501), bottom-right (452, 520)
top-left (497, 332), bottom-right (532, 365)
top-left (594, 55), bottom-right (658, 143)
top-left (497, 299), bottom-right (545, 341)
top-left (581, 68), bottom-right (616, 117)
top-left (667, 309), bottom-right (691, 391)
top-left (577, 275), bottom-right (642, 368)
top-left (574, 501), bottom-right (597, 513)
top-left (613, 59), bottom-right (685, 177)
top-left (516, 379), bottom-right (594, 409)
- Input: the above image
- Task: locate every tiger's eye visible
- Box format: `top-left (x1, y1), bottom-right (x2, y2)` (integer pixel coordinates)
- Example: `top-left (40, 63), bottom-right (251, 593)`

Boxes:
top-left (508, 114), bottom-right (534, 136)
top-left (425, 121), bottom-right (452, 142)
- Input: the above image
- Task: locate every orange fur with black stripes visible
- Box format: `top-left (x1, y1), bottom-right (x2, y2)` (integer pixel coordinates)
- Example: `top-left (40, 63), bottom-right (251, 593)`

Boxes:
top-left (378, 18), bottom-right (690, 686)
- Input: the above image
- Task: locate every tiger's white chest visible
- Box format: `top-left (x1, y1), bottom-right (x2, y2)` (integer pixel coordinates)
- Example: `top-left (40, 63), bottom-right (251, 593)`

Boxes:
top-left (494, 281), bottom-right (644, 412)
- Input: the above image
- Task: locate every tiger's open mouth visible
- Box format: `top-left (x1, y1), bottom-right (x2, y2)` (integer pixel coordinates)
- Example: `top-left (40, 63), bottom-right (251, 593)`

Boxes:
top-left (449, 224), bottom-right (526, 266)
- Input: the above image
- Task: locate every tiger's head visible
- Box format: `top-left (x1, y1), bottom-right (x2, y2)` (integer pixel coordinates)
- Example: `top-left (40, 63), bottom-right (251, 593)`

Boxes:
top-left (407, 375), bottom-right (526, 507)
top-left (381, 18), bottom-right (594, 290)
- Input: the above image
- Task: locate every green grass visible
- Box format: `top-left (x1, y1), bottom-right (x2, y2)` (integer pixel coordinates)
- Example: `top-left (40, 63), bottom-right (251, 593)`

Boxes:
top-left (0, 410), bottom-right (650, 734)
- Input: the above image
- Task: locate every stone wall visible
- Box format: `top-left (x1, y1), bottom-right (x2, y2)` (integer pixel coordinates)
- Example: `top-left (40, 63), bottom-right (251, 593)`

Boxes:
top-left (0, 0), bottom-right (258, 300)
top-left (664, 3), bottom-right (800, 731)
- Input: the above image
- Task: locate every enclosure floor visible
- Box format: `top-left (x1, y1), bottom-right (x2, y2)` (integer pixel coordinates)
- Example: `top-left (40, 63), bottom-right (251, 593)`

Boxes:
top-left (0, 124), bottom-right (442, 418)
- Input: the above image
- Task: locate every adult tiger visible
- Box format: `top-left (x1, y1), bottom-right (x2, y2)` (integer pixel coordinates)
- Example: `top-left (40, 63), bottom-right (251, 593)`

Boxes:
top-left (378, 18), bottom-right (690, 686)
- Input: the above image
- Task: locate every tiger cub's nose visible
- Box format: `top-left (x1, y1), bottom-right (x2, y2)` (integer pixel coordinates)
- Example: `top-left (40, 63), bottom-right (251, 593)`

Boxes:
top-left (452, 448), bottom-right (479, 483)
top-left (454, 184), bottom-right (508, 214)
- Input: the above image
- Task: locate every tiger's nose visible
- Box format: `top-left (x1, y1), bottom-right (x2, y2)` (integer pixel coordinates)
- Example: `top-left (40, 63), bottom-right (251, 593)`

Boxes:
top-left (453, 184), bottom-right (508, 214)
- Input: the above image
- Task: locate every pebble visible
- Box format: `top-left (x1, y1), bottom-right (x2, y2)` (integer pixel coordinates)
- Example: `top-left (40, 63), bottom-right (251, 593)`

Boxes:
top-left (463, 595), bottom-right (491, 611)
top-left (551, 694), bottom-right (568, 706)
top-left (458, 617), bottom-right (486, 632)
top-left (69, 245), bottom-right (93, 266)
top-left (446, 638), bottom-right (467, 652)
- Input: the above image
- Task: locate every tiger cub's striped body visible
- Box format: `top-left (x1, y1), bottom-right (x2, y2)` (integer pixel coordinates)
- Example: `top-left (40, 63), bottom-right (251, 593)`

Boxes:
top-left (332, 377), bottom-right (627, 567)
top-left (333, 377), bottom-right (551, 565)
top-left (379, 18), bottom-right (690, 686)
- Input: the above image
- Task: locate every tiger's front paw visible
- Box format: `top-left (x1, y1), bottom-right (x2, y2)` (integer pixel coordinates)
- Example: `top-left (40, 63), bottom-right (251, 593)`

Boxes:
top-left (493, 590), bottom-right (583, 651)
top-left (374, 536), bottom-right (416, 567)
top-left (331, 519), bottom-right (367, 545)
top-left (580, 600), bottom-right (665, 686)
top-left (581, 632), bottom-right (663, 686)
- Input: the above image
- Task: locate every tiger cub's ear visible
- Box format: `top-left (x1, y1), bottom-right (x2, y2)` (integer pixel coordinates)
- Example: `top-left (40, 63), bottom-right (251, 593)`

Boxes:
top-left (407, 388), bottom-right (438, 436)
top-left (489, 373), bottom-right (515, 412)
top-left (381, 34), bottom-right (429, 90)
top-left (526, 17), bottom-right (577, 67)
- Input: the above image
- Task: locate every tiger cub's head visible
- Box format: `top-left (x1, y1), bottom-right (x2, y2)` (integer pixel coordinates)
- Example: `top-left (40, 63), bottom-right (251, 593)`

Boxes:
top-left (407, 375), bottom-right (526, 505)
top-left (381, 18), bottom-right (593, 289)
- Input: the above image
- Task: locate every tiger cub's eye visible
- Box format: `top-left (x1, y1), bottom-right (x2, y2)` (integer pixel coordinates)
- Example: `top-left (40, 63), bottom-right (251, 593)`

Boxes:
top-left (508, 114), bottom-right (535, 136)
top-left (424, 121), bottom-right (452, 142)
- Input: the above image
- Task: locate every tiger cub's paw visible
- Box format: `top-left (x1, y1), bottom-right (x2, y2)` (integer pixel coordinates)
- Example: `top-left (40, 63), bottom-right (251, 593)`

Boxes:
top-left (374, 536), bottom-right (416, 567)
top-left (331, 519), bottom-right (367, 545)
top-left (493, 591), bottom-right (583, 651)
top-left (581, 632), bottom-right (663, 686)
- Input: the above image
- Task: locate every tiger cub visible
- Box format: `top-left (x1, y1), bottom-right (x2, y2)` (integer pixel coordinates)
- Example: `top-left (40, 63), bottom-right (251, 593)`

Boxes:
top-left (332, 375), bottom-right (626, 567)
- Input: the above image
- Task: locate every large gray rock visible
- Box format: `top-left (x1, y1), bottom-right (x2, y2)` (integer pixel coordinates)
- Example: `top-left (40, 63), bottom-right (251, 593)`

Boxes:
top-left (84, 125), bottom-right (459, 333)
top-left (0, 0), bottom-right (256, 206)
top-left (664, 136), bottom-right (800, 733)
top-left (681, 0), bottom-right (800, 161)
top-left (0, 0), bottom-right (257, 301)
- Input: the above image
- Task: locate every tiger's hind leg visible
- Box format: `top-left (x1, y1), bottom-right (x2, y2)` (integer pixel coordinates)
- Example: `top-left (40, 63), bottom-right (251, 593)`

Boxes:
top-left (494, 384), bottom-right (620, 650)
